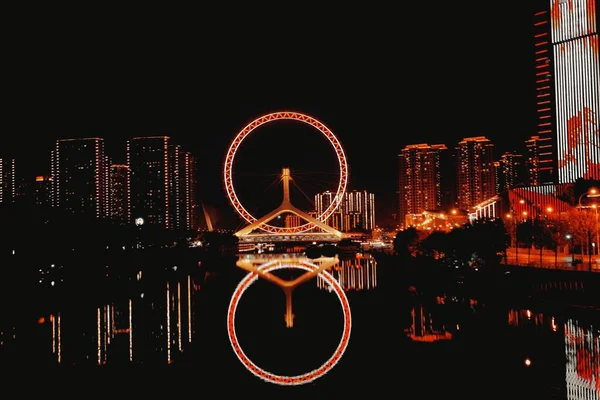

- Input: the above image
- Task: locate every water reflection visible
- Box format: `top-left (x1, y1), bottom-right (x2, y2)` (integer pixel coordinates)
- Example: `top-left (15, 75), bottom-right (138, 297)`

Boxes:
top-left (565, 319), bottom-right (600, 399)
top-left (40, 274), bottom-right (195, 366)
top-left (316, 253), bottom-right (377, 291)
top-left (405, 303), bottom-right (453, 342)
top-left (508, 308), bottom-right (560, 332)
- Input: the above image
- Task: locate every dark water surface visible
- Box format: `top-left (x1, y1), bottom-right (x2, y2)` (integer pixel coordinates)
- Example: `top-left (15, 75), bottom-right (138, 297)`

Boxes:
top-left (1, 252), bottom-right (598, 399)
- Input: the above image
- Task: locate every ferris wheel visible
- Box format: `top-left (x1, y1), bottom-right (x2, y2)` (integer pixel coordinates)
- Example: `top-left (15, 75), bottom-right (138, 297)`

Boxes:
top-left (223, 111), bottom-right (349, 234)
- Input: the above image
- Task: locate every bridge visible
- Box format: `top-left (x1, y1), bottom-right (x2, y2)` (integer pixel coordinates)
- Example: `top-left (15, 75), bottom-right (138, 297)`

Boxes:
top-left (234, 168), bottom-right (345, 244)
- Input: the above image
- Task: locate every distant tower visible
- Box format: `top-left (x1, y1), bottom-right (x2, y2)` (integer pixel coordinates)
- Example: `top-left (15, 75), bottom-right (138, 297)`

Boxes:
top-left (0, 158), bottom-right (16, 204)
top-left (51, 138), bottom-right (109, 218)
top-left (128, 137), bottom-right (197, 230)
top-left (180, 152), bottom-right (198, 231)
top-left (315, 190), bottom-right (375, 232)
top-left (456, 136), bottom-right (496, 210)
top-left (128, 136), bottom-right (172, 229)
top-left (398, 144), bottom-right (447, 227)
top-left (551, 0), bottom-right (600, 183)
top-left (315, 191), bottom-right (343, 231)
top-left (525, 135), bottom-right (543, 186)
top-left (109, 164), bottom-right (130, 224)
top-left (498, 152), bottom-right (526, 192)
top-left (343, 190), bottom-right (375, 232)
top-left (533, 4), bottom-right (556, 184)
top-left (33, 175), bottom-right (53, 209)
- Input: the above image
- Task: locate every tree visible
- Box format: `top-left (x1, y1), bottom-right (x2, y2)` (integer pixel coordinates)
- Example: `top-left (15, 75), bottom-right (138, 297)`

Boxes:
top-left (393, 227), bottom-right (419, 259)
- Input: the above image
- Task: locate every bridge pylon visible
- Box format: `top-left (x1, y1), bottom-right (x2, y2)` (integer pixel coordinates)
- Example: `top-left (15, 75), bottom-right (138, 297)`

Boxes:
top-left (235, 168), bottom-right (344, 242)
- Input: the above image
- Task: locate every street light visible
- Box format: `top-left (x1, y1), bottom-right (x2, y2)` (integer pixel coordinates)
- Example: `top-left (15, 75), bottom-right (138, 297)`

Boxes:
top-left (577, 188), bottom-right (600, 268)
top-left (565, 234), bottom-right (574, 264)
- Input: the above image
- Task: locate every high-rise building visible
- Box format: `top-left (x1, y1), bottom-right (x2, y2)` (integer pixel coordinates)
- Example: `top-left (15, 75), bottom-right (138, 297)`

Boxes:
top-left (314, 190), bottom-right (375, 232)
top-left (128, 136), bottom-right (172, 229)
top-left (498, 152), bottom-right (526, 192)
top-left (128, 137), bottom-right (197, 231)
top-left (343, 190), bottom-right (375, 232)
top-left (109, 164), bottom-right (130, 224)
top-left (0, 158), bottom-right (16, 204)
top-left (525, 135), bottom-right (543, 186)
top-left (551, 0), bottom-right (600, 183)
top-left (456, 136), bottom-right (496, 210)
top-left (179, 152), bottom-right (198, 231)
top-left (51, 138), bottom-right (109, 218)
top-left (533, 5), bottom-right (556, 184)
top-left (33, 175), bottom-right (53, 208)
top-left (398, 144), bottom-right (447, 227)
top-left (314, 191), bottom-right (343, 231)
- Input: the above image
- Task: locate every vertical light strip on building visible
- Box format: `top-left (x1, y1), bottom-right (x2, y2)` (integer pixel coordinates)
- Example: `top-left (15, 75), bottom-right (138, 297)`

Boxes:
top-left (185, 153), bottom-right (191, 230)
top-left (10, 159), bottom-right (15, 201)
top-left (126, 141), bottom-right (131, 223)
top-left (164, 138), bottom-right (170, 229)
top-left (57, 312), bottom-right (61, 364)
top-left (97, 307), bottom-right (102, 365)
top-left (0, 160), bottom-right (3, 203)
top-left (552, 0), bottom-right (600, 184)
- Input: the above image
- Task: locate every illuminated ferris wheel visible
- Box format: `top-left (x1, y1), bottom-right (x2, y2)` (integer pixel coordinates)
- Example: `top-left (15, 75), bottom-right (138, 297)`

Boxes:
top-left (223, 111), bottom-right (349, 234)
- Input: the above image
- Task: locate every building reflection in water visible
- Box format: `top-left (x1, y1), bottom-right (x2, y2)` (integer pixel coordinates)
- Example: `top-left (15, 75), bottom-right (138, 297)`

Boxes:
top-left (405, 300), bottom-right (453, 342)
top-left (317, 253), bottom-right (377, 291)
top-left (44, 274), bottom-right (195, 366)
top-left (50, 312), bottom-right (61, 363)
top-left (507, 308), bottom-right (559, 332)
top-left (565, 319), bottom-right (600, 400)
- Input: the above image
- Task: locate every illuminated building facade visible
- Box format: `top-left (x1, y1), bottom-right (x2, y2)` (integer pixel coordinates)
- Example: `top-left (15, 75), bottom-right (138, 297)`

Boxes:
top-left (564, 318), bottom-right (600, 399)
top-left (128, 137), bottom-right (197, 230)
top-left (109, 164), bottom-right (130, 224)
top-left (51, 138), bottom-right (109, 218)
top-left (533, 5), bottom-right (557, 184)
top-left (178, 151), bottom-right (198, 231)
top-left (33, 175), bottom-right (53, 208)
top-left (315, 191), bottom-right (343, 231)
top-left (398, 144), bottom-right (447, 228)
top-left (128, 136), bottom-right (172, 229)
top-left (526, 135), bottom-right (544, 186)
top-left (551, 0), bottom-right (600, 183)
top-left (498, 152), bottom-right (526, 192)
top-left (456, 136), bottom-right (496, 210)
top-left (343, 190), bottom-right (375, 232)
top-left (315, 190), bottom-right (375, 232)
top-left (0, 158), bottom-right (16, 204)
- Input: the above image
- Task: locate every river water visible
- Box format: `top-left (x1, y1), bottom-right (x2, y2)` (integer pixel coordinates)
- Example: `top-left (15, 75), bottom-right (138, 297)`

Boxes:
top-left (1, 251), bottom-right (598, 399)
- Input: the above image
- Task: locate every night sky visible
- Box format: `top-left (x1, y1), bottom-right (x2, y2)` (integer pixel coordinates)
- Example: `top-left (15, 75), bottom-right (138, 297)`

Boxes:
top-left (3, 3), bottom-right (541, 228)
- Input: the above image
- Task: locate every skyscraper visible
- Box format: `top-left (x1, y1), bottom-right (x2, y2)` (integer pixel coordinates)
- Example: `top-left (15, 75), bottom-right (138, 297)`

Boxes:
top-left (128, 137), bottom-right (197, 231)
top-left (314, 190), bottom-right (375, 232)
top-left (525, 135), bottom-right (543, 186)
top-left (456, 136), bottom-right (496, 210)
top-left (109, 164), bottom-right (130, 224)
top-left (51, 138), bottom-right (109, 218)
top-left (498, 152), bottom-right (526, 192)
top-left (179, 152), bottom-right (198, 231)
top-left (0, 158), bottom-right (15, 204)
top-left (343, 190), bottom-right (375, 232)
top-left (551, 0), bottom-right (600, 183)
top-left (398, 143), bottom-right (447, 226)
top-left (533, 5), bottom-right (556, 184)
top-left (128, 136), bottom-right (172, 229)
top-left (33, 175), bottom-right (53, 209)
top-left (315, 190), bottom-right (343, 231)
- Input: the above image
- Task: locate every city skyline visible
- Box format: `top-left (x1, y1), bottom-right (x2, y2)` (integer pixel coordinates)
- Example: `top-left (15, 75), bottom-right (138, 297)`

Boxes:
top-left (3, 3), bottom-right (545, 228)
